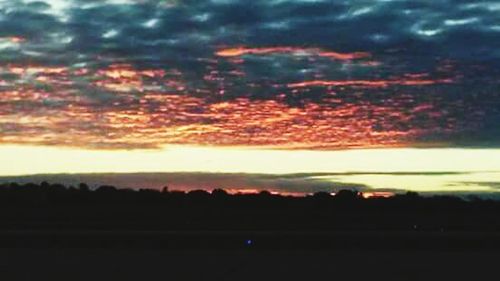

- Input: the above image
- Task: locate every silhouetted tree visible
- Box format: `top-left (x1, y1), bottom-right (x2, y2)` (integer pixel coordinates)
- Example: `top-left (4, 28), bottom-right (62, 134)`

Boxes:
top-left (188, 189), bottom-right (211, 200)
top-left (405, 191), bottom-right (420, 198)
top-left (96, 185), bottom-right (117, 193)
top-left (258, 190), bottom-right (272, 197)
top-left (78, 183), bottom-right (90, 192)
top-left (334, 189), bottom-right (360, 201)
top-left (212, 188), bottom-right (229, 197)
top-left (312, 191), bottom-right (332, 199)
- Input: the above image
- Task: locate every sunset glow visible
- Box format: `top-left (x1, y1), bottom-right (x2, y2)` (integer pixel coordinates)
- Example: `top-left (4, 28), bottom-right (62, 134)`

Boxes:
top-left (1, 145), bottom-right (500, 194)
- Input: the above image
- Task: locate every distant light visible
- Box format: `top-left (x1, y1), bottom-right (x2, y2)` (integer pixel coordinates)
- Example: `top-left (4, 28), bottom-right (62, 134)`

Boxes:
top-left (246, 239), bottom-right (253, 245)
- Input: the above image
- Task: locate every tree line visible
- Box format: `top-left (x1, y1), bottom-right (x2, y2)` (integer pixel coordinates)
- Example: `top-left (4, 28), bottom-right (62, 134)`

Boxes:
top-left (0, 181), bottom-right (499, 232)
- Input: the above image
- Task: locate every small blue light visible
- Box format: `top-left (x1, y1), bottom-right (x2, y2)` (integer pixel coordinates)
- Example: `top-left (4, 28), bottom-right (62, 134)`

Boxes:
top-left (246, 239), bottom-right (253, 245)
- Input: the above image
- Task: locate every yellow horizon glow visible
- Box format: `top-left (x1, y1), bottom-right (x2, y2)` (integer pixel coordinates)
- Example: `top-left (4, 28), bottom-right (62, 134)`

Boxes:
top-left (2, 144), bottom-right (500, 193)
top-left (1, 144), bottom-right (500, 176)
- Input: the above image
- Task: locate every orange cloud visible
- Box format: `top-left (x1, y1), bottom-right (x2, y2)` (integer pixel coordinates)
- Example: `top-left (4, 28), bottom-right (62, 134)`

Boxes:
top-left (287, 78), bottom-right (454, 88)
top-left (361, 191), bottom-right (395, 198)
top-left (0, 61), bottom-right (458, 150)
top-left (0, 90), bottom-right (451, 150)
top-left (216, 46), bottom-right (370, 60)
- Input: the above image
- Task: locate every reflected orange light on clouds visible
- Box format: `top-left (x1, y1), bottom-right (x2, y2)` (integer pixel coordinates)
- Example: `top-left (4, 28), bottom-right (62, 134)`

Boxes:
top-left (0, 51), bottom-right (461, 151)
top-left (361, 191), bottom-right (395, 199)
top-left (9, 37), bottom-right (25, 43)
top-left (0, 36), bottom-right (25, 44)
top-left (216, 46), bottom-right (370, 60)
top-left (288, 78), bottom-right (454, 88)
top-left (1, 87), bottom-right (449, 150)
top-left (220, 189), bottom-right (305, 197)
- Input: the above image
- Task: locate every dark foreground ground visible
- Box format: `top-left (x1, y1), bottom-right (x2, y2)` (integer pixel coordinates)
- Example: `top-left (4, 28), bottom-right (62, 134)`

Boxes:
top-left (2, 183), bottom-right (500, 280)
top-left (1, 230), bottom-right (500, 281)
top-left (1, 247), bottom-right (499, 281)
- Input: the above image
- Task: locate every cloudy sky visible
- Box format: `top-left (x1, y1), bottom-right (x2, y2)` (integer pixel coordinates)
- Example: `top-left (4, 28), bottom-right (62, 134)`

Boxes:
top-left (1, 0), bottom-right (500, 194)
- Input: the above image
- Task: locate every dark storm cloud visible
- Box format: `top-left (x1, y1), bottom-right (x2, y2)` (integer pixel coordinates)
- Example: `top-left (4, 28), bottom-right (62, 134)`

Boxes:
top-left (4, 0), bottom-right (500, 65)
top-left (1, 0), bottom-right (500, 149)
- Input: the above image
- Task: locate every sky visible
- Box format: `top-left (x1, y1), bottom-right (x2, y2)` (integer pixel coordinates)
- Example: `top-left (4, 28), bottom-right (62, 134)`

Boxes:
top-left (1, 0), bottom-right (500, 194)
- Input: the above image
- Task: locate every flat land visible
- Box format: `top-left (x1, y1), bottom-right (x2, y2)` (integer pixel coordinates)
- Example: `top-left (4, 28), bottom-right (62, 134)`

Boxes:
top-left (0, 230), bottom-right (499, 280)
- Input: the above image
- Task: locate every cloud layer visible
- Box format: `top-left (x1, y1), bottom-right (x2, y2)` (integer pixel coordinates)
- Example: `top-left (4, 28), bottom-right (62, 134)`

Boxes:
top-left (0, 172), bottom-right (401, 194)
top-left (2, 171), bottom-right (499, 196)
top-left (1, 0), bottom-right (500, 149)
